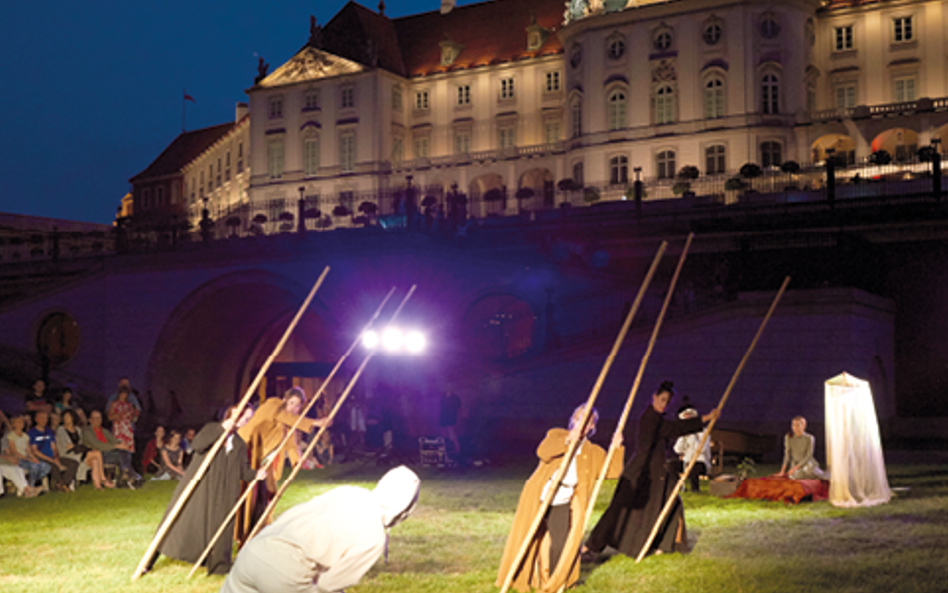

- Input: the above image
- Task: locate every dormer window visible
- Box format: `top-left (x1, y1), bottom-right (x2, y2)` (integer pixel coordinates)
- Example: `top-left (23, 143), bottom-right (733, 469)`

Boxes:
top-left (440, 35), bottom-right (464, 67)
top-left (525, 15), bottom-right (549, 52)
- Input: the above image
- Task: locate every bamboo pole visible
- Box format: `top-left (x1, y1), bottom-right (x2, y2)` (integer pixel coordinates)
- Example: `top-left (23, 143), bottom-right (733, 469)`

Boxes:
top-left (131, 266), bottom-right (330, 580)
top-left (581, 234), bottom-right (693, 533)
top-left (634, 276), bottom-right (791, 563)
top-left (186, 287), bottom-right (396, 578)
top-left (497, 242), bottom-right (667, 593)
top-left (243, 285), bottom-right (417, 543)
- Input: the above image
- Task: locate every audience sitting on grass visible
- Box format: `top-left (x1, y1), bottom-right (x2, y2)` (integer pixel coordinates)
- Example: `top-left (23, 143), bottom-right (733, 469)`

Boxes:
top-left (29, 410), bottom-right (79, 492)
top-left (54, 387), bottom-right (87, 426)
top-left (142, 426), bottom-right (165, 475)
top-left (4, 414), bottom-right (50, 491)
top-left (154, 429), bottom-right (186, 480)
top-left (57, 409), bottom-right (98, 487)
top-left (1, 411), bottom-right (42, 498)
top-left (83, 410), bottom-right (142, 489)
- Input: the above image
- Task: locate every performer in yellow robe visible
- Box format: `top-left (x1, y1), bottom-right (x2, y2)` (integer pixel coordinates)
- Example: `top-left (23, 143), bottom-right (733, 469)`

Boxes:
top-left (496, 404), bottom-right (621, 593)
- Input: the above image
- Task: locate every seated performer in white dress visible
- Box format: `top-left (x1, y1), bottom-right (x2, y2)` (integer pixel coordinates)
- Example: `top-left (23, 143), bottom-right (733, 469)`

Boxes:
top-left (778, 416), bottom-right (828, 480)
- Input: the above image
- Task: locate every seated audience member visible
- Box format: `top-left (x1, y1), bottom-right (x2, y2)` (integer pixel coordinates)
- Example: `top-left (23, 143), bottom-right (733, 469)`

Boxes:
top-left (671, 404), bottom-right (712, 492)
top-left (1, 412), bottom-right (42, 498)
top-left (25, 380), bottom-right (52, 414)
top-left (83, 410), bottom-right (142, 489)
top-left (54, 387), bottom-right (87, 426)
top-left (778, 416), bottom-right (828, 480)
top-left (29, 410), bottom-right (79, 492)
top-left (156, 429), bottom-right (186, 480)
top-left (181, 427), bottom-right (196, 468)
top-left (5, 414), bottom-right (51, 490)
top-left (142, 426), bottom-right (166, 475)
top-left (57, 409), bottom-right (102, 487)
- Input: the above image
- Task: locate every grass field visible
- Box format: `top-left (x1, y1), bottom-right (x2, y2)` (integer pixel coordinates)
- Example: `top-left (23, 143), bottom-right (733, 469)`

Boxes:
top-left (1, 458), bottom-right (946, 593)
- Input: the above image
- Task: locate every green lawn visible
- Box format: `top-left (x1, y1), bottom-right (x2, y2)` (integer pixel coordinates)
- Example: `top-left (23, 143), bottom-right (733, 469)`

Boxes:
top-left (1, 460), bottom-right (946, 593)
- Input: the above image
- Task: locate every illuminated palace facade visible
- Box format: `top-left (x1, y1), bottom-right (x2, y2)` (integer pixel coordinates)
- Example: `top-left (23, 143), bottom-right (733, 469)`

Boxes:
top-left (168, 0), bottom-right (948, 228)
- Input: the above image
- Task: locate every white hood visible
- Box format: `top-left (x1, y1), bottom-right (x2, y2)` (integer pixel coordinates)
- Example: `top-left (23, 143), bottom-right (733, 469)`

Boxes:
top-left (372, 465), bottom-right (420, 527)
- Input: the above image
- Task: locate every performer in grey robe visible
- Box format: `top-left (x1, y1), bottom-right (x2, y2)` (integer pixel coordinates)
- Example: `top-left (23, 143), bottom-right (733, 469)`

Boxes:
top-left (150, 405), bottom-right (265, 575)
top-left (222, 465), bottom-right (420, 593)
top-left (779, 416), bottom-right (828, 480)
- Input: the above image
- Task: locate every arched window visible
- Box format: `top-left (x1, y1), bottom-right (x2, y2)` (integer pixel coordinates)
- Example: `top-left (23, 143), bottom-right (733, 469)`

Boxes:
top-left (760, 141), bottom-right (782, 167)
top-left (705, 145), bottom-right (727, 175)
top-left (654, 85), bottom-right (675, 125)
top-left (704, 77), bottom-right (725, 119)
top-left (570, 97), bottom-right (583, 138)
top-left (303, 135), bottom-right (320, 177)
top-left (607, 89), bottom-right (627, 131)
top-left (610, 155), bottom-right (628, 185)
top-left (656, 150), bottom-right (676, 179)
top-left (762, 73), bottom-right (780, 114)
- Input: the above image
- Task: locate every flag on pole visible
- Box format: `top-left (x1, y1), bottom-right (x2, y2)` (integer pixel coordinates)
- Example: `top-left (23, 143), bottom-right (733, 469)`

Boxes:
top-left (184, 90), bottom-right (196, 103)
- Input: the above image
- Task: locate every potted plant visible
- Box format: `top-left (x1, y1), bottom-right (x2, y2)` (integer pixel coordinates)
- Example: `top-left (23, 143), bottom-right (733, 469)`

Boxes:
top-left (515, 186), bottom-right (535, 212)
top-left (332, 204), bottom-right (351, 217)
top-left (226, 216), bottom-right (242, 237)
top-left (675, 165), bottom-right (700, 197)
top-left (781, 160), bottom-right (801, 190)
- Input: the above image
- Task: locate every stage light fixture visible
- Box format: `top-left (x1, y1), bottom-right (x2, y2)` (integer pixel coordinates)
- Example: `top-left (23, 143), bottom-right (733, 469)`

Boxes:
top-left (362, 330), bottom-right (380, 349)
top-left (405, 330), bottom-right (426, 354)
top-left (382, 327), bottom-right (404, 352)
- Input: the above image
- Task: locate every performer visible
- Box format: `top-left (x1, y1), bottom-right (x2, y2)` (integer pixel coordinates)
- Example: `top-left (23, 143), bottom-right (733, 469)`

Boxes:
top-left (778, 416), bottom-right (827, 480)
top-left (671, 404), bottom-right (712, 493)
top-left (236, 387), bottom-right (328, 544)
top-left (147, 405), bottom-right (266, 575)
top-left (222, 465), bottom-right (420, 593)
top-left (584, 381), bottom-right (718, 559)
top-left (496, 404), bottom-right (620, 593)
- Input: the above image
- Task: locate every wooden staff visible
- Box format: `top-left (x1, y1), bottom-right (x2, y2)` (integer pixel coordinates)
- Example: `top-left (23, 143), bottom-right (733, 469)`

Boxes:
top-left (581, 234), bottom-right (693, 533)
top-left (131, 266), bottom-right (330, 580)
top-left (634, 275), bottom-right (791, 563)
top-left (186, 286), bottom-right (397, 578)
top-left (497, 242), bottom-right (667, 593)
top-left (242, 284), bottom-right (417, 543)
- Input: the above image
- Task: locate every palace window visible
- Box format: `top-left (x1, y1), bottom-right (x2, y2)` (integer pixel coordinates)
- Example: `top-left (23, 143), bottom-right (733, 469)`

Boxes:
top-left (269, 96), bottom-right (283, 119)
top-left (835, 84), bottom-right (856, 109)
top-left (894, 76), bottom-right (916, 102)
top-left (341, 87), bottom-right (355, 109)
top-left (656, 150), bottom-right (676, 179)
top-left (705, 145), bottom-right (726, 175)
top-left (608, 38), bottom-right (625, 60)
top-left (392, 87), bottom-right (403, 110)
top-left (608, 89), bottom-right (627, 131)
top-left (544, 120), bottom-right (560, 144)
top-left (703, 22), bottom-right (722, 45)
top-left (499, 126), bottom-right (516, 149)
top-left (457, 84), bottom-right (471, 106)
top-left (339, 131), bottom-right (356, 173)
top-left (762, 74), bottom-right (780, 114)
top-left (303, 136), bottom-right (320, 177)
top-left (454, 130), bottom-right (471, 154)
top-left (893, 16), bottom-right (914, 43)
top-left (415, 90), bottom-right (429, 111)
top-left (654, 85), bottom-right (675, 125)
top-left (704, 77), bottom-right (725, 119)
top-left (570, 97), bottom-right (583, 138)
top-left (500, 77), bottom-right (515, 100)
top-left (654, 30), bottom-right (673, 51)
top-left (268, 139), bottom-right (284, 179)
top-left (573, 161), bottom-right (584, 186)
top-left (760, 141), bottom-right (782, 168)
top-left (834, 26), bottom-right (854, 51)
top-left (414, 136), bottom-right (430, 159)
top-left (545, 71), bottom-right (561, 93)
top-left (305, 90), bottom-right (320, 110)
top-left (610, 155), bottom-right (629, 185)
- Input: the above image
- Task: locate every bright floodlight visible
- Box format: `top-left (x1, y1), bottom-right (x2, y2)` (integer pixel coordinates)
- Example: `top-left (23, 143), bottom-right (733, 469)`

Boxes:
top-left (362, 330), bottom-right (380, 350)
top-left (382, 327), bottom-right (404, 352)
top-left (405, 330), bottom-right (426, 354)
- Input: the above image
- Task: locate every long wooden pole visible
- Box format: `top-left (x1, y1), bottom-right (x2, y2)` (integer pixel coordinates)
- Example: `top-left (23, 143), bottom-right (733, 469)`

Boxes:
top-left (581, 234), bottom-right (693, 533)
top-left (497, 242), bottom-right (667, 593)
top-left (186, 287), bottom-right (397, 578)
top-left (634, 276), bottom-right (791, 563)
top-left (131, 266), bottom-right (330, 580)
top-left (243, 285), bottom-right (416, 542)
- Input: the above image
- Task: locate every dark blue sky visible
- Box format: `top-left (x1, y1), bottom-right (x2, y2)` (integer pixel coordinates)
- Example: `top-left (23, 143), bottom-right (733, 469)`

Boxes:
top-left (0, 0), bottom-right (475, 224)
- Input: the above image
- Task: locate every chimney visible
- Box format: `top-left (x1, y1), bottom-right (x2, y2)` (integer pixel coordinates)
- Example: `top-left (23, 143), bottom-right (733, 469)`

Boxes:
top-left (236, 102), bottom-right (248, 122)
top-left (441, 0), bottom-right (455, 15)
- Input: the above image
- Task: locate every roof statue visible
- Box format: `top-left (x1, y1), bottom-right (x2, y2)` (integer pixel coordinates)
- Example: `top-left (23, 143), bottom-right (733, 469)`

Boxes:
top-left (254, 56), bottom-right (270, 85)
top-left (309, 16), bottom-right (323, 49)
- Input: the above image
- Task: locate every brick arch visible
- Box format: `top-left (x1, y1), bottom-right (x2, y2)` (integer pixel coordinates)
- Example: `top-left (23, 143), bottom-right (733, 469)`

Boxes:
top-left (144, 269), bottom-right (335, 425)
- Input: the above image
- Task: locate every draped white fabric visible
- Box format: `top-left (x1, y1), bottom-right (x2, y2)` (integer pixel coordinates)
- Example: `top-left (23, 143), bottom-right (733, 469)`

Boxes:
top-left (824, 372), bottom-right (892, 508)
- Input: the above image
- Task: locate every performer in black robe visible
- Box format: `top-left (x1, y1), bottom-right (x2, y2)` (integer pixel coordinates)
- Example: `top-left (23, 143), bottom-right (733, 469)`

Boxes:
top-left (584, 381), bottom-right (718, 559)
top-left (149, 406), bottom-right (263, 575)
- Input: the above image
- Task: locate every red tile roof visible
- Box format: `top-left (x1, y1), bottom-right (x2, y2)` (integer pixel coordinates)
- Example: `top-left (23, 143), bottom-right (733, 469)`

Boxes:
top-left (129, 122), bottom-right (236, 183)
top-left (322, 0), bottom-right (566, 78)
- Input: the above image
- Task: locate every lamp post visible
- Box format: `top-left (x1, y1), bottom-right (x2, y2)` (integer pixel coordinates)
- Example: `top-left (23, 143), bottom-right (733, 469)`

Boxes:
top-left (200, 196), bottom-right (212, 243)
top-left (298, 186), bottom-right (307, 235)
top-left (633, 166), bottom-right (643, 221)
top-left (825, 148), bottom-right (837, 209)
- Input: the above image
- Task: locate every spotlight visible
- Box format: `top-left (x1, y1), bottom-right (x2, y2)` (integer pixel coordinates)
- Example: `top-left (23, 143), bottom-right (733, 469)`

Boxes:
top-left (382, 327), bottom-right (404, 352)
top-left (405, 330), bottom-right (426, 354)
top-left (362, 330), bottom-right (380, 349)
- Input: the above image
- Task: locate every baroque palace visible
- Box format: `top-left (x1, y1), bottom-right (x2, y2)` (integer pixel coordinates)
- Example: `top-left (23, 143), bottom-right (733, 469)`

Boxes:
top-left (129, 0), bottom-right (948, 231)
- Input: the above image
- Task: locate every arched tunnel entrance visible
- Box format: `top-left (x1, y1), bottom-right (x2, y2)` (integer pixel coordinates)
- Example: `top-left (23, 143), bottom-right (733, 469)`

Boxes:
top-left (144, 270), bottom-right (339, 427)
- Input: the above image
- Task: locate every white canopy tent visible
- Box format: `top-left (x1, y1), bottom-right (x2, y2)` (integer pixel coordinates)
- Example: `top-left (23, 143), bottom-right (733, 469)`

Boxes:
top-left (824, 372), bottom-right (892, 507)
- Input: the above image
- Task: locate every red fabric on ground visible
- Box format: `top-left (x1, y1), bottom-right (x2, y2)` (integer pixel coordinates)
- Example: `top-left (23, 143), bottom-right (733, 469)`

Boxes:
top-left (727, 476), bottom-right (829, 504)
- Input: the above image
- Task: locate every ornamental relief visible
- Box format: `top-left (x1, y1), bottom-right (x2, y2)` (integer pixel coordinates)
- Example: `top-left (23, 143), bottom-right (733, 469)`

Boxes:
top-left (651, 59), bottom-right (677, 84)
top-left (258, 47), bottom-right (365, 88)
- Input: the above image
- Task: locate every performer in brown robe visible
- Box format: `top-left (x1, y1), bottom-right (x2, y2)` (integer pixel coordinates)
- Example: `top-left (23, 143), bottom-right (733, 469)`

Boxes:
top-left (584, 381), bottom-right (718, 559)
top-left (496, 404), bottom-right (621, 593)
top-left (235, 387), bottom-right (326, 545)
top-left (149, 405), bottom-right (264, 575)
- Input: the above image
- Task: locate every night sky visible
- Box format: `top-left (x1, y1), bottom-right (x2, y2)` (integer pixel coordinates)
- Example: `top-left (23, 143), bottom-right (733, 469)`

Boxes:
top-left (0, 0), bottom-right (475, 224)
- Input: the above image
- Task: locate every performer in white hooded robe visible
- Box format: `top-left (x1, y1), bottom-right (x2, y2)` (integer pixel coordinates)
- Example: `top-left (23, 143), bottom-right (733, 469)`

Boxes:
top-left (221, 465), bottom-right (420, 593)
